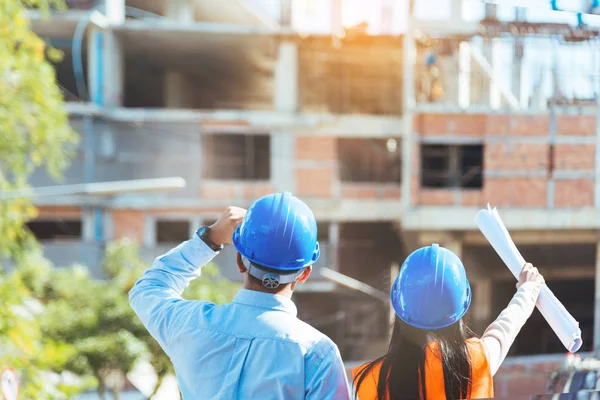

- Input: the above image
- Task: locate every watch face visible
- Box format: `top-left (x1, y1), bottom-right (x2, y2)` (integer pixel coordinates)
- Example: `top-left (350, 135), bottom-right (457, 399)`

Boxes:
top-left (197, 226), bottom-right (208, 238)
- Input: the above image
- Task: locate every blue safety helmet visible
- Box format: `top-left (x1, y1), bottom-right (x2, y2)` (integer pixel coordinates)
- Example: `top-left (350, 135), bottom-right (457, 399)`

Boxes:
top-left (391, 244), bottom-right (471, 330)
top-left (232, 192), bottom-right (320, 271)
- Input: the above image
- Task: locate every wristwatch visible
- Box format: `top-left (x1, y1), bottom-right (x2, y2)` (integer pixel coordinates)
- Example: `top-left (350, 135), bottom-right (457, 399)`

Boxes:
top-left (196, 226), bottom-right (224, 252)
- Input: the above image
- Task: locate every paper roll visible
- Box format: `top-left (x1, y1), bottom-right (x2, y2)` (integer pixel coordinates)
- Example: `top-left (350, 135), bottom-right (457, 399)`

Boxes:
top-left (474, 204), bottom-right (583, 353)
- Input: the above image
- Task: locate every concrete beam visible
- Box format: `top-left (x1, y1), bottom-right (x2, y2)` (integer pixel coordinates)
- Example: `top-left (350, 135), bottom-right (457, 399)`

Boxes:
top-left (403, 207), bottom-right (598, 231)
top-left (65, 106), bottom-right (406, 137)
top-left (411, 20), bottom-right (479, 35)
top-left (472, 279), bottom-right (492, 332)
top-left (491, 266), bottom-right (594, 281)
top-left (463, 230), bottom-right (599, 245)
top-left (33, 197), bottom-right (404, 221)
top-left (595, 241), bottom-right (600, 356)
top-left (413, 103), bottom-right (598, 116)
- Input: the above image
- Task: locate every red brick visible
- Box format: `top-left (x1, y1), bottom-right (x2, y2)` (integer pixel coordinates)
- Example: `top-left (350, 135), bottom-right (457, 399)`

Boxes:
top-left (295, 137), bottom-right (337, 161)
top-left (412, 142), bottom-right (420, 170)
top-left (341, 185), bottom-right (378, 199)
top-left (418, 189), bottom-right (455, 206)
top-left (242, 184), bottom-right (275, 199)
top-left (453, 114), bottom-right (487, 135)
top-left (554, 144), bottom-right (595, 170)
top-left (410, 177), bottom-right (420, 206)
top-left (483, 178), bottom-right (548, 207)
top-left (488, 115), bottom-right (550, 136)
top-left (199, 184), bottom-right (237, 199)
top-left (496, 363), bottom-right (527, 377)
top-left (557, 115), bottom-right (596, 136)
top-left (528, 361), bottom-right (562, 374)
top-left (461, 190), bottom-right (484, 206)
top-left (414, 113), bottom-right (486, 136)
top-left (554, 179), bottom-right (594, 207)
top-left (382, 186), bottom-right (401, 199)
top-left (485, 142), bottom-right (548, 171)
top-left (112, 209), bottom-right (145, 244)
top-left (504, 376), bottom-right (548, 397)
top-left (296, 167), bottom-right (334, 197)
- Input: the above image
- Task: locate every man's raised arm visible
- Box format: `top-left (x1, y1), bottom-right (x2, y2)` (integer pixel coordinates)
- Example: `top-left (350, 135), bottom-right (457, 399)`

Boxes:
top-left (129, 207), bottom-right (246, 352)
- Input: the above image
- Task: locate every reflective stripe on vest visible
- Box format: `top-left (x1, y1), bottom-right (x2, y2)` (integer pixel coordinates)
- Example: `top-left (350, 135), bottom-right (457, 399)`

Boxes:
top-left (352, 338), bottom-right (494, 400)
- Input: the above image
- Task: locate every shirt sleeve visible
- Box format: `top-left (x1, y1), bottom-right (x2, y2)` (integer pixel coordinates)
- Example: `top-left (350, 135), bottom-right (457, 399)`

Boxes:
top-left (481, 281), bottom-right (543, 376)
top-left (129, 236), bottom-right (218, 353)
top-left (305, 341), bottom-right (352, 400)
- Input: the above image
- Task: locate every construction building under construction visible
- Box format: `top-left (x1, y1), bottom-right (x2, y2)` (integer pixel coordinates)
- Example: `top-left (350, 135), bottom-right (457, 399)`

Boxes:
top-left (26, 0), bottom-right (600, 396)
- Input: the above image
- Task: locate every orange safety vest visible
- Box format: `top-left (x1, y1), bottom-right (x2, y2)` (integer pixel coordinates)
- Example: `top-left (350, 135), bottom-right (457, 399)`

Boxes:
top-left (352, 338), bottom-right (493, 400)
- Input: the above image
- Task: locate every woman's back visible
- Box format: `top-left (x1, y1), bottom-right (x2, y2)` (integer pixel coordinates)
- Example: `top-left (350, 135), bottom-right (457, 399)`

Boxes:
top-left (353, 338), bottom-right (493, 400)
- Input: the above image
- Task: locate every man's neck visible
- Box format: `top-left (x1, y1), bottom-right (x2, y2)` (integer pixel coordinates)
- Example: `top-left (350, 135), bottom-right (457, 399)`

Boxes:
top-left (242, 281), bottom-right (294, 299)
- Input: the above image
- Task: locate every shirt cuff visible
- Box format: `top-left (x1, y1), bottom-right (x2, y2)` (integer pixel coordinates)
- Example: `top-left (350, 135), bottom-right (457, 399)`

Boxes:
top-left (178, 235), bottom-right (220, 266)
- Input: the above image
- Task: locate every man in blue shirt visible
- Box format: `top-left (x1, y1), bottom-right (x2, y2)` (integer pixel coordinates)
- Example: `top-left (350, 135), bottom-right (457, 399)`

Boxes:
top-left (129, 192), bottom-right (351, 399)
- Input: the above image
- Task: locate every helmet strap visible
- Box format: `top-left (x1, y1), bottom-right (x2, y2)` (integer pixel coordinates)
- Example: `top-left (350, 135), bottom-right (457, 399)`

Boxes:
top-left (242, 258), bottom-right (304, 290)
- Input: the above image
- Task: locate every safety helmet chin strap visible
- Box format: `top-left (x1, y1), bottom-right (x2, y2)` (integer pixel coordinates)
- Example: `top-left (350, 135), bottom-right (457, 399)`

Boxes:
top-left (242, 257), bottom-right (305, 290)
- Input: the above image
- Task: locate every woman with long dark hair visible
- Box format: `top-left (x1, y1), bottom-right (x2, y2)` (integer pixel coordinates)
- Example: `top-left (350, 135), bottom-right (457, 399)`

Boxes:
top-left (353, 244), bottom-right (545, 400)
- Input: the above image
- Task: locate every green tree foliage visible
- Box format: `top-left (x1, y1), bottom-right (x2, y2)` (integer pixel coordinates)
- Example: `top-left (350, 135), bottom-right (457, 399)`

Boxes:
top-left (0, 0), bottom-right (78, 260)
top-left (0, 1), bottom-right (239, 398)
top-left (103, 239), bottom-right (239, 398)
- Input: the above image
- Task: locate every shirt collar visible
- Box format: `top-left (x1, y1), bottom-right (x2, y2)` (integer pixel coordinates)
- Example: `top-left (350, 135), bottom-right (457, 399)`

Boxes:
top-left (232, 289), bottom-right (298, 317)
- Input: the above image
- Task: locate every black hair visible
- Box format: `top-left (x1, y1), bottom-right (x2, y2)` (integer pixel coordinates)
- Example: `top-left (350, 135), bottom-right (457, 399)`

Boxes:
top-left (354, 317), bottom-right (476, 400)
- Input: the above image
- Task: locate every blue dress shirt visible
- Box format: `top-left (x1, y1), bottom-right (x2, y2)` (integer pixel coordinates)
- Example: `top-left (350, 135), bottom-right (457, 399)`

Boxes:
top-left (129, 236), bottom-right (351, 400)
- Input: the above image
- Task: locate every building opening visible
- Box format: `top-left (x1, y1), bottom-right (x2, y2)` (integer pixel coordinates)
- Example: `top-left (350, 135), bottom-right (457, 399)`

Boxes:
top-left (421, 144), bottom-right (483, 189)
top-left (338, 138), bottom-right (402, 183)
top-left (202, 134), bottom-right (270, 181)
top-left (156, 220), bottom-right (191, 244)
top-left (27, 219), bottom-right (82, 241)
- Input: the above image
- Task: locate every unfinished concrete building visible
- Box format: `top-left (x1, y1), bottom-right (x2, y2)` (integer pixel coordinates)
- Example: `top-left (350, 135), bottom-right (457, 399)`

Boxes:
top-left (27, 0), bottom-right (600, 396)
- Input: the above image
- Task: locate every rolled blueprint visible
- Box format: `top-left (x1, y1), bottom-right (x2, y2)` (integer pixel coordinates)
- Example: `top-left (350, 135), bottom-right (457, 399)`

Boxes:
top-left (474, 204), bottom-right (583, 353)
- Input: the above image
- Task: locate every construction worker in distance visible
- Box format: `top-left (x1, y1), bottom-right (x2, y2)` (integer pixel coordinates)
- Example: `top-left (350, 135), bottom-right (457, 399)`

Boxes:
top-left (352, 244), bottom-right (545, 400)
top-left (129, 192), bottom-right (351, 400)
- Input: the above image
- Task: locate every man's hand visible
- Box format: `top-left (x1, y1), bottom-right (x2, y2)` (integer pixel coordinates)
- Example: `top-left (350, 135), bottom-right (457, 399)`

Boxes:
top-left (208, 207), bottom-right (246, 246)
top-left (516, 263), bottom-right (545, 289)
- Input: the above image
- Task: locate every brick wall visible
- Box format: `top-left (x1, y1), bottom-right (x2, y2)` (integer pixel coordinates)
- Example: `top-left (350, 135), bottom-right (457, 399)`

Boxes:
top-left (493, 357), bottom-right (563, 398)
top-left (413, 112), bottom-right (597, 208)
top-left (112, 209), bottom-right (146, 244)
top-left (295, 136), bottom-right (337, 198)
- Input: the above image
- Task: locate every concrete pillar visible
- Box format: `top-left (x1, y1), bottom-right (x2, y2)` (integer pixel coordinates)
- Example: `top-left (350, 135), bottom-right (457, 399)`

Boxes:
top-left (458, 40), bottom-right (471, 108)
top-left (490, 38), bottom-right (501, 109)
top-left (484, 3), bottom-right (497, 20)
top-left (280, 0), bottom-right (292, 27)
top-left (164, 70), bottom-right (193, 108)
top-left (594, 98), bottom-right (600, 209)
top-left (106, 0), bottom-right (125, 24)
top-left (272, 41), bottom-right (298, 192)
top-left (472, 279), bottom-right (493, 333)
top-left (87, 0), bottom-right (125, 107)
top-left (440, 40), bottom-right (460, 105)
top-left (274, 42), bottom-right (298, 113)
top-left (513, 38), bottom-right (525, 107)
top-left (329, 223), bottom-right (340, 271)
top-left (164, 0), bottom-right (194, 23)
top-left (594, 241), bottom-right (600, 356)
top-left (401, 32), bottom-right (415, 211)
top-left (450, 0), bottom-right (463, 24)
top-left (331, 0), bottom-right (343, 36)
top-left (381, 0), bottom-right (394, 34)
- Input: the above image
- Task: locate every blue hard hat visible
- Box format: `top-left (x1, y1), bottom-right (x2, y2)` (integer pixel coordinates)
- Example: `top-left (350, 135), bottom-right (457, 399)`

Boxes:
top-left (232, 192), bottom-right (320, 271)
top-left (391, 244), bottom-right (471, 330)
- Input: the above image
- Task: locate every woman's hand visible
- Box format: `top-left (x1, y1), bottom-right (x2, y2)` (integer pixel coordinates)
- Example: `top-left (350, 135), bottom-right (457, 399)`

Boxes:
top-left (516, 263), bottom-right (545, 289)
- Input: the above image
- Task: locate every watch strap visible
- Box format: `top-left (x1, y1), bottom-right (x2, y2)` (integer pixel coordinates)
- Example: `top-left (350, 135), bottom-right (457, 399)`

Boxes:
top-left (196, 226), bottom-right (224, 252)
